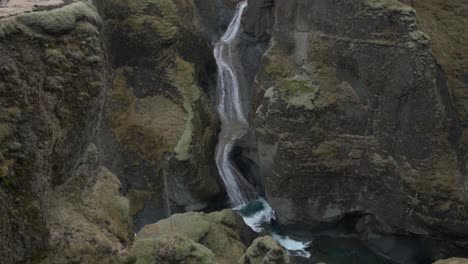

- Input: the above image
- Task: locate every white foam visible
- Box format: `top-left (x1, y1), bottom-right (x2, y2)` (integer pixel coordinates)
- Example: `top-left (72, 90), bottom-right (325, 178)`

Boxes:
top-left (272, 233), bottom-right (312, 258)
top-left (236, 198), bottom-right (276, 232)
top-left (236, 198), bottom-right (311, 258)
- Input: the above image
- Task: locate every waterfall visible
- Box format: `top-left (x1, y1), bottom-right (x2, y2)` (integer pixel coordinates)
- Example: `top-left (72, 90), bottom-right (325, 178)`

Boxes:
top-left (213, 1), bottom-right (311, 257)
top-left (214, 1), bottom-right (257, 207)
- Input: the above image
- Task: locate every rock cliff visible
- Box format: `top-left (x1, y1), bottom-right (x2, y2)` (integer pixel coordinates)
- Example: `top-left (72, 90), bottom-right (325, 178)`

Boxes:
top-left (0, 2), bottom-right (105, 262)
top-left (248, 0), bottom-right (468, 260)
top-left (0, 0), bottom-right (467, 263)
top-left (0, 0), bottom-right (223, 262)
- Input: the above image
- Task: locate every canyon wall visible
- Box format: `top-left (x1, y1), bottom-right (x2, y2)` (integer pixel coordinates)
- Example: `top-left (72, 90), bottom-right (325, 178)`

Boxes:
top-left (0, 0), bottom-right (223, 262)
top-left (95, 0), bottom-right (222, 229)
top-left (0, 2), bottom-right (105, 262)
top-left (248, 0), bottom-right (468, 259)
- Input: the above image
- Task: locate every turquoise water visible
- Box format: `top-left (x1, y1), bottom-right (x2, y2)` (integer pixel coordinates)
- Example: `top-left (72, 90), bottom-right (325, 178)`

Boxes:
top-left (235, 199), bottom-right (410, 263)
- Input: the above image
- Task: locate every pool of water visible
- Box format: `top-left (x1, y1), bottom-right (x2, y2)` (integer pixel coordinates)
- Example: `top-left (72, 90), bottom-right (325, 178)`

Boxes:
top-left (235, 199), bottom-right (429, 264)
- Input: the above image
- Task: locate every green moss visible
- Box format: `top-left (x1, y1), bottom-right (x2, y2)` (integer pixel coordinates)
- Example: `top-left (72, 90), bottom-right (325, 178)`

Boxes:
top-left (0, 159), bottom-right (15, 178)
top-left (109, 69), bottom-right (172, 166)
top-left (276, 75), bottom-right (319, 110)
top-left (153, 0), bottom-right (179, 40)
top-left (0, 123), bottom-right (14, 142)
top-left (74, 21), bottom-right (99, 36)
top-left (17, 2), bottom-right (101, 35)
top-left (0, 19), bottom-right (20, 38)
top-left (168, 57), bottom-right (201, 161)
top-left (123, 0), bottom-right (180, 41)
top-left (130, 234), bottom-right (216, 264)
top-left (262, 38), bottom-right (294, 79)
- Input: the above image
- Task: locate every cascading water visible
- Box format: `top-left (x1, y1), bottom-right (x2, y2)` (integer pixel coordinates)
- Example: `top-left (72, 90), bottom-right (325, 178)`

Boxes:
top-left (214, 0), bottom-right (257, 207)
top-left (213, 1), bottom-right (311, 258)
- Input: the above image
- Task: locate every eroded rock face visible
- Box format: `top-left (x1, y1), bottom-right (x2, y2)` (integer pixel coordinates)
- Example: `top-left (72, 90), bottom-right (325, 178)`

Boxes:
top-left (95, 0), bottom-right (222, 228)
top-left (0, 2), bottom-right (105, 262)
top-left (249, 0), bottom-right (468, 259)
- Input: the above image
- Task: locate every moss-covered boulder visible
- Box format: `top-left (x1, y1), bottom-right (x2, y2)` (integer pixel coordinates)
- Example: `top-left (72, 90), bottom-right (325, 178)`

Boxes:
top-left (238, 236), bottom-right (290, 264)
top-left (136, 209), bottom-right (247, 263)
top-left (130, 234), bottom-right (216, 264)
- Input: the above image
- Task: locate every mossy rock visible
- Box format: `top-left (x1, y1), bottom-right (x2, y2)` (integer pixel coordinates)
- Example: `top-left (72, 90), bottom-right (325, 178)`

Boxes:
top-left (108, 69), bottom-right (185, 166)
top-left (130, 234), bottom-right (216, 264)
top-left (136, 209), bottom-right (246, 263)
top-left (238, 236), bottom-right (290, 264)
top-left (17, 2), bottom-right (101, 35)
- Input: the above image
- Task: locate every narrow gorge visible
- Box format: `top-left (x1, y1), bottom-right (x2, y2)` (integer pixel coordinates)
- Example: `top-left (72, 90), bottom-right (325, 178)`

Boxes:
top-left (0, 0), bottom-right (467, 263)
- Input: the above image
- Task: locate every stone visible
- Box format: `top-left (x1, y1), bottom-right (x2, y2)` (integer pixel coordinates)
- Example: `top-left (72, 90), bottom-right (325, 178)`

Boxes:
top-left (130, 234), bottom-right (216, 264)
top-left (136, 209), bottom-right (247, 264)
top-left (246, 0), bottom-right (468, 260)
top-left (238, 236), bottom-right (290, 264)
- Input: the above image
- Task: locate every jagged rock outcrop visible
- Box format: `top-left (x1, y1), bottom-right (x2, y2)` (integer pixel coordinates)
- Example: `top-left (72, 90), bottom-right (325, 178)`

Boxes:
top-left (0, 2), bottom-right (105, 262)
top-left (95, 0), bottom-right (222, 228)
top-left (248, 0), bottom-right (468, 260)
top-left (238, 236), bottom-right (291, 264)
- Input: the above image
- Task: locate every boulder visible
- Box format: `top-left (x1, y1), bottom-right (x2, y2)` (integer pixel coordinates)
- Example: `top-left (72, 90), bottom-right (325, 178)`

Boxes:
top-left (130, 234), bottom-right (216, 264)
top-left (238, 236), bottom-right (290, 264)
top-left (136, 209), bottom-right (247, 264)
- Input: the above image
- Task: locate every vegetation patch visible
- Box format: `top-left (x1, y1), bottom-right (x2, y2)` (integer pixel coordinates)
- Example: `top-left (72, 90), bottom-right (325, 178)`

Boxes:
top-left (17, 2), bottom-right (101, 35)
top-left (167, 57), bottom-right (202, 161)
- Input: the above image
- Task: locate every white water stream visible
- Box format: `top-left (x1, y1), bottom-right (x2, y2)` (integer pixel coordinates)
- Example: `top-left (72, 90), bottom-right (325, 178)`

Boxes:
top-left (213, 1), bottom-right (311, 258)
top-left (214, 0), bottom-right (257, 207)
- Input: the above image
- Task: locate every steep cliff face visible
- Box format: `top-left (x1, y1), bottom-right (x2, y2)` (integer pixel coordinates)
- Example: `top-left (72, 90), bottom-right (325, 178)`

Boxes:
top-left (249, 0), bottom-right (467, 259)
top-left (95, 0), bottom-right (222, 229)
top-left (0, 0), bottom-right (224, 262)
top-left (0, 2), bottom-right (105, 262)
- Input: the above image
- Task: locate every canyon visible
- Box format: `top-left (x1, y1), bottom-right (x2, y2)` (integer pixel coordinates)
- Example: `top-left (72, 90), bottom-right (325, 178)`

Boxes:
top-left (0, 0), bottom-right (467, 263)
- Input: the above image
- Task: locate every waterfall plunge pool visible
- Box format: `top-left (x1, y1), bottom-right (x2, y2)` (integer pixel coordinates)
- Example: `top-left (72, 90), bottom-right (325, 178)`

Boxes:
top-left (235, 198), bottom-right (408, 264)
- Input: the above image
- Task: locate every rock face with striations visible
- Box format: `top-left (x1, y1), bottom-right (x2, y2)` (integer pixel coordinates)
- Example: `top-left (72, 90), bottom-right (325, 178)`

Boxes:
top-left (95, 0), bottom-right (222, 229)
top-left (248, 0), bottom-right (468, 259)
